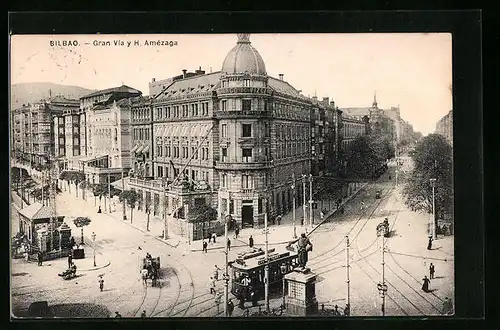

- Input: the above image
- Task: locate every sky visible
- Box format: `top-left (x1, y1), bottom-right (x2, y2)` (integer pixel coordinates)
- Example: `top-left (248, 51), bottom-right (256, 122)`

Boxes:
top-left (10, 33), bottom-right (452, 135)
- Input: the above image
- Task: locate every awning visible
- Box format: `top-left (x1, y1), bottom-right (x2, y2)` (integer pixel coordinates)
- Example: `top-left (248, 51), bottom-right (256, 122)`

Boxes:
top-left (181, 125), bottom-right (189, 137)
top-left (136, 145), bottom-right (145, 154)
top-left (190, 124), bottom-right (200, 136)
top-left (142, 145), bottom-right (150, 153)
top-left (110, 177), bottom-right (129, 190)
top-left (172, 126), bottom-right (180, 137)
top-left (163, 125), bottom-right (172, 138)
top-left (201, 124), bottom-right (212, 137)
top-left (155, 125), bottom-right (165, 137)
top-left (131, 144), bottom-right (139, 153)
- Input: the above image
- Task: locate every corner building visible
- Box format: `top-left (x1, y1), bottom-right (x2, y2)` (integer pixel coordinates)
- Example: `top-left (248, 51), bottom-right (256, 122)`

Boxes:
top-left (147, 34), bottom-right (312, 229)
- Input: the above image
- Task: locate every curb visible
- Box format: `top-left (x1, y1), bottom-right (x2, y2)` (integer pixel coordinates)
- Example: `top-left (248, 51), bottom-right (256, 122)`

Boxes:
top-left (49, 260), bottom-right (111, 271)
top-left (190, 241), bottom-right (291, 252)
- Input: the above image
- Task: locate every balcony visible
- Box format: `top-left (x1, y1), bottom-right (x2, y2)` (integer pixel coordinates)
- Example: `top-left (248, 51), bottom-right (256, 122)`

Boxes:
top-left (215, 109), bottom-right (270, 119)
top-left (217, 86), bottom-right (273, 96)
top-left (128, 177), bottom-right (165, 190)
top-left (215, 160), bottom-right (270, 171)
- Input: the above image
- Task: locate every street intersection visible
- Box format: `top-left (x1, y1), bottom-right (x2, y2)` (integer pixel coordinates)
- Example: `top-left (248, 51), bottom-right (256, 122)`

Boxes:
top-left (10, 157), bottom-right (454, 317)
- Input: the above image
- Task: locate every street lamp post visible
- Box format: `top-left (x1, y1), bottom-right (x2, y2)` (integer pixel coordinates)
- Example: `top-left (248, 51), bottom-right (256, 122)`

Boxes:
top-left (302, 174), bottom-right (307, 227)
top-left (224, 214), bottom-right (231, 317)
top-left (91, 231), bottom-right (96, 267)
top-left (291, 173), bottom-right (297, 239)
top-left (376, 233), bottom-right (387, 316)
top-left (430, 178), bottom-right (437, 239)
top-left (309, 174), bottom-right (313, 227)
top-left (122, 169), bottom-right (127, 220)
top-left (264, 199), bottom-right (270, 312)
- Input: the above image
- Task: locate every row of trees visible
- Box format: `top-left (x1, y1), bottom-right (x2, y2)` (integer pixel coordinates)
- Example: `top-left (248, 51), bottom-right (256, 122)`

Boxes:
top-left (402, 134), bottom-right (453, 228)
top-left (343, 134), bottom-right (395, 179)
top-left (59, 170), bottom-right (86, 197)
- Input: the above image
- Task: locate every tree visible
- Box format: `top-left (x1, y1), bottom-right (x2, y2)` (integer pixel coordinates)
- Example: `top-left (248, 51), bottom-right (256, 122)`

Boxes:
top-left (73, 216), bottom-right (92, 245)
top-left (344, 135), bottom-right (384, 179)
top-left (11, 167), bottom-right (29, 191)
top-left (119, 190), bottom-right (140, 223)
top-left (188, 204), bottom-right (218, 223)
top-left (402, 134), bottom-right (453, 231)
top-left (92, 183), bottom-right (109, 208)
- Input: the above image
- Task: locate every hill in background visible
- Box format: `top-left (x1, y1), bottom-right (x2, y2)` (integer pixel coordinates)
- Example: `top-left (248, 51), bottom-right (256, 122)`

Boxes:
top-left (10, 82), bottom-right (96, 110)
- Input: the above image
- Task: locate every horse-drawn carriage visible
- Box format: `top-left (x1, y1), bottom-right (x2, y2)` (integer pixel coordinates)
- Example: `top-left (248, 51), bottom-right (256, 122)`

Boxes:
top-left (140, 254), bottom-right (161, 286)
top-left (376, 218), bottom-right (390, 237)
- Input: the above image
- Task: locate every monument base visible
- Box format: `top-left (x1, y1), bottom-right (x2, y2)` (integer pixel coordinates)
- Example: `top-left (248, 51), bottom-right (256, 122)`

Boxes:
top-left (285, 296), bottom-right (318, 316)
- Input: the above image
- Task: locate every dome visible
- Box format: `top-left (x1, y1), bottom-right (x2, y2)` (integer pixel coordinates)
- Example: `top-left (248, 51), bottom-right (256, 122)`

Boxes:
top-left (221, 34), bottom-right (267, 75)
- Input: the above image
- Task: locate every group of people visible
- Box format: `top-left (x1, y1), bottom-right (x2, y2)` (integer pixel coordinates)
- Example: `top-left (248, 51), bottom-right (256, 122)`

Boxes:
top-left (320, 303), bottom-right (350, 316)
top-left (421, 263), bottom-right (453, 314)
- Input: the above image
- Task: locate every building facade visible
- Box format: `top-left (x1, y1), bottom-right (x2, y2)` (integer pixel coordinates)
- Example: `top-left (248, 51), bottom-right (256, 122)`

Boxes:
top-left (63, 85), bottom-right (142, 184)
top-left (127, 34), bottom-right (316, 229)
top-left (435, 110), bottom-right (453, 146)
top-left (12, 97), bottom-right (80, 167)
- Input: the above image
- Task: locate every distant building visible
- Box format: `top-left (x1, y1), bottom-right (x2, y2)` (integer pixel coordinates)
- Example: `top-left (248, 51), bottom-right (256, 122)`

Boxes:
top-left (435, 110), bottom-right (453, 146)
top-left (63, 85), bottom-right (142, 184)
top-left (12, 96), bottom-right (80, 167)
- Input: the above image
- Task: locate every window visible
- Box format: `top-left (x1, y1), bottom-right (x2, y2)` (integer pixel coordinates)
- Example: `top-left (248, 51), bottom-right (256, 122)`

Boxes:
top-left (242, 99), bottom-right (251, 111)
top-left (242, 124), bottom-right (252, 137)
top-left (158, 166), bottom-right (163, 177)
top-left (221, 173), bottom-right (227, 187)
top-left (222, 80), bottom-right (228, 88)
top-left (167, 107), bottom-right (171, 118)
top-left (243, 79), bottom-right (250, 87)
top-left (221, 148), bottom-right (228, 162)
top-left (205, 148), bottom-right (209, 160)
top-left (242, 175), bottom-right (253, 189)
top-left (242, 148), bottom-right (252, 162)
top-left (194, 104), bottom-right (199, 116)
top-left (221, 124), bottom-right (227, 138)
top-left (191, 147), bottom-right (195, 159)
top-left (221, 100), bottom-right (227, 111)
top-left (229, 199), bottom-right (234, 214)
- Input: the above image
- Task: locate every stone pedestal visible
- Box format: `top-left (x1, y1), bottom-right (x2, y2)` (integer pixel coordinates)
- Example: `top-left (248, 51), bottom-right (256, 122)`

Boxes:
top-left (284, 268), bottom-right (318, 316)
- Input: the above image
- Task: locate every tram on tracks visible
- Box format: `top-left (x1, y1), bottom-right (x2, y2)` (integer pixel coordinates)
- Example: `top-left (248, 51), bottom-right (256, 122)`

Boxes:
top-left (228, 247), bottom-right (298, 301)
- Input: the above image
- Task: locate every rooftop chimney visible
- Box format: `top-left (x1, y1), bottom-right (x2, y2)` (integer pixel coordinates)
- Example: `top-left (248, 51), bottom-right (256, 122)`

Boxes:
top-left (279, 74), bottom-right (284, 81)
top-left (330, 101), bottom-right (336, 107)
top-left (152, 78), bottom-right (156, 82)
top-left (312, 96), bottom-right (318, 101)
top-left (182, 69), bottom-right (187, 78)
top-left (323, 97), bottom-right (329, 106)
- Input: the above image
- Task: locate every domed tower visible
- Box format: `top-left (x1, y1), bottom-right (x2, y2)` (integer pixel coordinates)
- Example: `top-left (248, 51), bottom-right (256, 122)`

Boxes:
top-left (215, 33), bottom-right (273, 229)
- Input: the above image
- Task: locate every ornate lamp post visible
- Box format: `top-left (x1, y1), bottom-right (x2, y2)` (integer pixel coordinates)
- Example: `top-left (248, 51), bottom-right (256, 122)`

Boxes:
top-left (91, 231), bottom-right (96, 267)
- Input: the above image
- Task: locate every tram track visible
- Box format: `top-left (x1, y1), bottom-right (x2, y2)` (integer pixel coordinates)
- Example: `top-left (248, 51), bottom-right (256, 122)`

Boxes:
top-left (308, 176), bottom-right (395, 269)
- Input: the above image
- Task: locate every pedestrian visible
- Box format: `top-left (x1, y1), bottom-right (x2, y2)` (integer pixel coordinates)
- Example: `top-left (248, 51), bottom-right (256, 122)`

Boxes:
top-left (427, 237), bottom-right (433, 250)
top-left (212, 232), bottom-right (217, 244)
top-left (37, 252), bottom-right (42, 266)
top-left (227, 299), bottom-right (234, 316)
top-left (442, 297), bottom-right (453, 315)
top-left (442, 225), bottom-right (448, 236)
top-left (422, 275), bottom-right (430, 293)
top-left (449, 222), bottom-right (453, 235)
top-left (277, 215), bottom-right (282, 225)
top-left (98, 206), bottom-right (102, 213)
top-left (70, 237), bottom-right (76, 248)
top-left (227, 238), bottom-right (231, 251)
top-left (114, 311), bottom-right (122, 318)
top-left (140, 310), bottom-right (147, 318)
top-left (99, 277), bottom-right (104, 292)
top-left (215, 293), bottom-right (222, 314)
top-left (250, 287), bottom-right (258, 307)
top-left (238, 290), bottom-right (245, 309)
top-left (334, 305), bottom-right (340, 316)
top-left (68, 253), bottom-right (73, 268)
top-left (113, 202), bottom-right (116, 212)
top-left (235, 226), bottom-right (239, 239)
top-left (209, 276), bottom-right (216, 294)
top-left (249, 235), bottom-right (254, 248)
top-left (360, 201), bottom-right (365, 211)
top-left (214, 265), bottom-right (220, 280)
top-left (344, 303), bottom-right (350, 316)
top-left (429, 263), bottom-right (435, 279)
top-left (202, 240), bottom-right (208, 253)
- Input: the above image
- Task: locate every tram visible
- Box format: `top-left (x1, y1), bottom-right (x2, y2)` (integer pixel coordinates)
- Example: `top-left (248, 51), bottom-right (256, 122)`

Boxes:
top-left (229, 247), bottom-right (298, 301)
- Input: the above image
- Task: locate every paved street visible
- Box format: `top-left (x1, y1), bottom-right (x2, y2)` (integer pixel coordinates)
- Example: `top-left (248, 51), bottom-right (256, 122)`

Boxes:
top-left (11, 156), bottom-right (454, 318)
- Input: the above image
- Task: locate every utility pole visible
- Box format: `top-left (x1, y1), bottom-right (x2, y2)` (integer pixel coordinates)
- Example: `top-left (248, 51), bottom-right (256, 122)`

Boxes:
top-left (302, 174), bottom-right (307, 227)
top-left (431, 178), bottom-right (437, 239)
top-left (395, 142), bottom-right (398, 187)
top-left (122, 168), bottom-right (127, 220)
top-left (163, 183), bottom-right (168, 240)
top-left (224, 214), bottom-right (231, 317)
top-left (376, 235), bottom-right (387, 316)
top-left (309, 174), bottom-right (313, 227)
top-left (264, 198), bottom-right (270, 312)
top-left (20, 164), bottom-right (24, 208)
top-left (41, 170), bottom-right (45, 206)
top-left (107, 172), bottom-right (111, 213)
top-left (345, 235), bottom-right (350, 311)
top-left (292, 173), bottom-right (297, 239)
